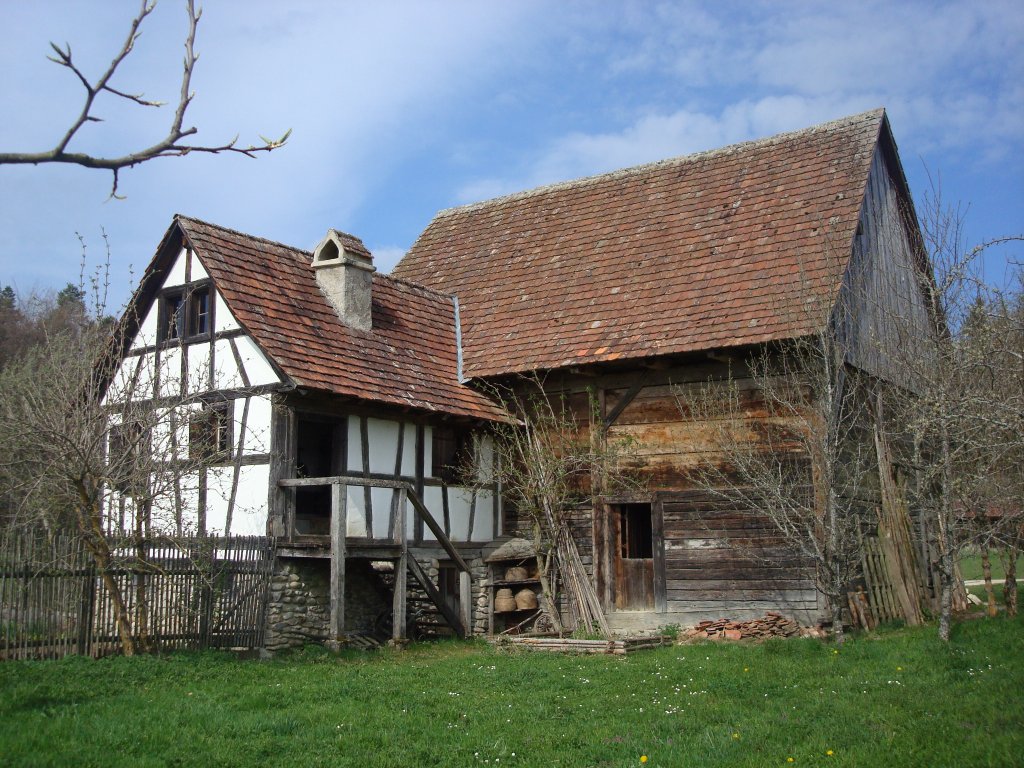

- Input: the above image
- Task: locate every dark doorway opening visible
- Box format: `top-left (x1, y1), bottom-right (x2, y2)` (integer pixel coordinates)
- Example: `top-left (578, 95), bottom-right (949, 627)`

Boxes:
top-left (613, 503), bottom-right (654, 610)
top-left (294, 417), bottom-right (346, 535)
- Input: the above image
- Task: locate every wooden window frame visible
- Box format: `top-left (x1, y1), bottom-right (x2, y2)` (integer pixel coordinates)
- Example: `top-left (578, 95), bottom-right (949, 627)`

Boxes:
top-left (156, 281), bottom-right (214, 344)
top-left (189, 401), bottom-right (233, 463)
top-left (431, 424), bottom-right (473, 484)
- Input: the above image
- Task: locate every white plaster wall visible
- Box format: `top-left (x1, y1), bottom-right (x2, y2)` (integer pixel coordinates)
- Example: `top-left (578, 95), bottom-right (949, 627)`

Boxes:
top-left (347, 418), bottom-right (362, 472)
top-left (158, 347), bottom-right (182, 399)
top-left (422, 485), bottom-right (443, 542)
top-left (239, 395), bottom-right (272, 455)
top-left (423, 425), bottom-right (434, 477)
top-left (165, 248), bottom-right (188, 287)
top-left (191, 255), bottom-right (209, 281)
top-left (367, 418), bottom-right (400, 474)
top-left (235, 336), bottom-right (278, 386)
top-left (135, 304), bottom-right (159, 350)
top-left (371, 487), bottom-right (393, 539)
top-left (214, 291), bottom-right (239, 333)
top-left (475, 436), bottom-right (494, 483)
top-left (150, 471), bottom-right (200, 533)
top-left (102, 356), bottom-right (138, 406)
top-left (229, 464), bottom-right (270, 535)
top-left (185, 341), bottom-right (213, 394)
top-left (205, 466), bottom-right (233, 534)
top-left (448, 488), bottom-right (473, 541)
top-left (472, 490), bottom-right (495, 541)
top-left (212, 339), bottom-right (244, 390)
top-left (401, 423), bottom-right (416, 476)
top-left (205, 464), bottom-right (269, 536)
top-left (346, 485), bottom-right (367, 537)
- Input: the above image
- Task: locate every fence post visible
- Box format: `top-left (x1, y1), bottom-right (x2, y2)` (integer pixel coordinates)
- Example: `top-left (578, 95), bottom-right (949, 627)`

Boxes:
top-left (77, 557), bottom-right (97, 657)
top-left (197, 537), bottom-right (215, 649)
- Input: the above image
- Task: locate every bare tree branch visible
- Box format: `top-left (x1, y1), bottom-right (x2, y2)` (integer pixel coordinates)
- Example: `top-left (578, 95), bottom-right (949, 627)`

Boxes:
top-left (0, 0), bottom-right (290, 198)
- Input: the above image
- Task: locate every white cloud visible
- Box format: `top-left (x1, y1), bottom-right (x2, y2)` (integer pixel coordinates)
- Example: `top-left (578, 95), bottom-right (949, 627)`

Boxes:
top-left (456, 96), bottom-right (875, 203)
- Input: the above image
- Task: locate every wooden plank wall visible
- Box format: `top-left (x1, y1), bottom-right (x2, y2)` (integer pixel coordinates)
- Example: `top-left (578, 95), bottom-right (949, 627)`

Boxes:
top-left (531, 360), bottom-right (821, 619)
top-left (660, 490), bottom-right (817, 616)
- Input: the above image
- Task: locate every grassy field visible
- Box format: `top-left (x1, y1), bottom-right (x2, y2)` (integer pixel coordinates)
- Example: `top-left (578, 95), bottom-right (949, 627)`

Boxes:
top-left (1, 615), bottom-right (1022, 768)
top-left (959, 550), bottom-right (1022, 582)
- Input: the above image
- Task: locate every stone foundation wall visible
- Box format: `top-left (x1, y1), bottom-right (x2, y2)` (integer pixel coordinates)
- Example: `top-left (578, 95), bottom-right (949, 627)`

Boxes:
top-left (264, 558), bottom-right (391, 651)
top-left (264, 552), bottom-right (489, 651)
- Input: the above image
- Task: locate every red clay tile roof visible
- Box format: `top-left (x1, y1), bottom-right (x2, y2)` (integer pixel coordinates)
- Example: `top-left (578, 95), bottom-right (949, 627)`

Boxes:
top-left (175, 216), bottom-right (506, 421)
top-left (393, 109), bottom-right (888, 379)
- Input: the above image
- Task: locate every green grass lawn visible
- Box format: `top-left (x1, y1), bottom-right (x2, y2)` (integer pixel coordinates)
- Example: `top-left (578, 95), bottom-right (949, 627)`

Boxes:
top-left (958, 550), bottom-right (1022, 582)
top-left (2, 615), bottom-right (1023, 768)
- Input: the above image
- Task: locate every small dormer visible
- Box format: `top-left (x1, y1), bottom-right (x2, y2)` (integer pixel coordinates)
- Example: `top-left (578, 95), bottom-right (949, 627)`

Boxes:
top-left (312, 229), bottom-right (376, 332)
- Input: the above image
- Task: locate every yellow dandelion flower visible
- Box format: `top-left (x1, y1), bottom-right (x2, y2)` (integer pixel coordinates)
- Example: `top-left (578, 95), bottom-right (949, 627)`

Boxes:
top-left (733, 733), bottom-right (740, 740)
top-left (826, 750), bottom-right (834, 756)
top-left (896, 666), bottom-right (902, 671)
top-left (640, 756), bottom-right (648, 764)
top-left (787, 758), bottom-right (795, 763)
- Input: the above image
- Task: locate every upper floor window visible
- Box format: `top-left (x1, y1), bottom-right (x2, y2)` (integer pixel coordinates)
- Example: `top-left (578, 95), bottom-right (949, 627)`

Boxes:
top-left (189, 402), bottom-right (232, 461)
top-left (158, 283), bottom-right (213, 343)
top-left (432, 424), bottom-right (473, 484)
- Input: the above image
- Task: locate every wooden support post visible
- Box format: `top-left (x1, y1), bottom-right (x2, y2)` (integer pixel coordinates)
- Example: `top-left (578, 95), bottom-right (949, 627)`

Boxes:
top-left (328, 482), bottom-right (347, 649)
top-left (459, 570), bottom-right (472, 637)
top-left (392, 488), bottom-right (408, 643)
top-left (393, 550), bottom-right (408, 643)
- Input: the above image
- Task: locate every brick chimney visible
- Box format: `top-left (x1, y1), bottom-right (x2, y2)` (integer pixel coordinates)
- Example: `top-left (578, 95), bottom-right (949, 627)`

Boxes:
top-left (312, 229), bottom-right (375, 332)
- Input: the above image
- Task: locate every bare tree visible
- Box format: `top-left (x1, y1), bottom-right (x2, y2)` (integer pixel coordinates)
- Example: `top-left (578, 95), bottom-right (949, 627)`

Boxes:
top-left (476, 379), bottom-right (642, 637)
top-left (674, 320), bottom-right (876, 645)
top-left (0, 0), bottom-right (289, 197)
top-left (0, 288), bottom-right (260, 654)
top-left (881, 185), bottom-right (1023, 640)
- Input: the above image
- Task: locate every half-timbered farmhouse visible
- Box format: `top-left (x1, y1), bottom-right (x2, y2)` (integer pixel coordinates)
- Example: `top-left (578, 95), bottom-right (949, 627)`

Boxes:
top-left (107, 108), bottom-right (935, 645)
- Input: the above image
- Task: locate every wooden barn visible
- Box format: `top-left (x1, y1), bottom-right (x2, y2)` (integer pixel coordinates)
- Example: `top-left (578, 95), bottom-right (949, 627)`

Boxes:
top-left (105, 108), bottom-right (936, 644)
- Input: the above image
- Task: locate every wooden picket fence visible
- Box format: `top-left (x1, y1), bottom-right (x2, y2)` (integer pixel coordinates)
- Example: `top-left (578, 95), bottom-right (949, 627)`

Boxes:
top-left (0, 531), bottom-right (276, 659)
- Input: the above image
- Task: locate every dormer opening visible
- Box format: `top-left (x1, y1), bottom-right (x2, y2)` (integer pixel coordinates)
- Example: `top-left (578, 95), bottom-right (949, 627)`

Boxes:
top-left (314, 238), bottom-right (341, 263)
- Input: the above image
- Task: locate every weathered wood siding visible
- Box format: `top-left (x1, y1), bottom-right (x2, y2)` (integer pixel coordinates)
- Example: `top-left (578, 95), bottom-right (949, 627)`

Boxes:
top-left (522, 361), bottom-right (824, 624)
top-left (660, 490), bottom-right (817, 616)
top-left (841, 143), bottom-right (934, 386)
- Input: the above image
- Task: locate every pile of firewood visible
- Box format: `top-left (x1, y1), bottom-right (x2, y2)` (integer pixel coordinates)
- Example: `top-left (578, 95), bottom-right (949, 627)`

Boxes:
top-left (680, 613), bottom-right (825, 641)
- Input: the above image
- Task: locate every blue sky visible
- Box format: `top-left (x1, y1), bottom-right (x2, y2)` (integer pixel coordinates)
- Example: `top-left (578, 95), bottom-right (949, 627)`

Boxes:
top-left (1, 0), bottom-right (1021, 308)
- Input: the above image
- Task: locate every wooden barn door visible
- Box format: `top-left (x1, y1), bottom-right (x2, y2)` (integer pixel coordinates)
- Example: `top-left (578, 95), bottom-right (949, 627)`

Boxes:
top-left (613, 504), bottom-right (655, 610)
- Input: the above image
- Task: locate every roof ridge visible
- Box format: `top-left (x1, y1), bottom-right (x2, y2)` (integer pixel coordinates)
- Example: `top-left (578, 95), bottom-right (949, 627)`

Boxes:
top-left (377, 272), bottom-right (457, 303)
top-left (434, 108), bottom-right (885, 218)
top-left (175, 214), bottom-right (312, 256)
top-left (177, 213), bottom-right (456, 303)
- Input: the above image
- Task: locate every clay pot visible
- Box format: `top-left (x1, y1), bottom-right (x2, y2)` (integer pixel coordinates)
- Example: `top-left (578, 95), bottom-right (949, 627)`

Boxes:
top-left (495, 588), bottom-right (517, 613)
top-left (505, 566), bottom-right (529, 582)
top-left (514, 588), bottom-right (538, 610)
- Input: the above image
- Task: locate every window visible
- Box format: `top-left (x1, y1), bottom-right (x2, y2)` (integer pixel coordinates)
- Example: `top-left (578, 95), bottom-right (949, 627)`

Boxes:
top-left (189, 402), bottom-right (232, 461)
top-left (190, 288), bottom-right (211, 336)
top-left (619, 504), bottom-right (653, 559)
top-left (160, 290), bottom-right (185, 341)
top-left (432, 425), bottom-right (473, 483)
top-left (157, 284), bottom-right (213, 342)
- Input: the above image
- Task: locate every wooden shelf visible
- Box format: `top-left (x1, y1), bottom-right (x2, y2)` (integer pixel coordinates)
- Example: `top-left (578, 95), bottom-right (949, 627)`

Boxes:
top-left (490, 578), bottom-right (541, 587)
